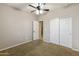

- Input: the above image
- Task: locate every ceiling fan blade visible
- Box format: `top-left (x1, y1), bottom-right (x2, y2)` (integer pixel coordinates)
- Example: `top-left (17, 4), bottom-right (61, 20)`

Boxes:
top-left (29, 4), bottom-right (36, 9)
top-left (43, 9), bottom-right (49, 11)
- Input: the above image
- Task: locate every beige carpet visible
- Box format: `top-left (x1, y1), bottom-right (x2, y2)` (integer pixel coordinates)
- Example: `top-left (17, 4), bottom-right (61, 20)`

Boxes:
top-left (0, 40), bottom-right (79, 56)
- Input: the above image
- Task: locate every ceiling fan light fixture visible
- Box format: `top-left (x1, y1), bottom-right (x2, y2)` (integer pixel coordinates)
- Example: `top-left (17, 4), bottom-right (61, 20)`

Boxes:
top-left (36, 3), bottom-right (44, 15)
top-left (40, 10), bottom-right (43, 14)
top-left (40, 4), bottom-right (44, 9)
top-left (36, 10), bottom-right (43, 15)
top-left (36, 10), bottom-right (39, 15)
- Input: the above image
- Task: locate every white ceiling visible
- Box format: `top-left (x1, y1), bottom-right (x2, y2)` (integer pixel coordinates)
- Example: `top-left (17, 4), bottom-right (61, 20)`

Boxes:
top-left (4, 3), bottom-right (72, 15)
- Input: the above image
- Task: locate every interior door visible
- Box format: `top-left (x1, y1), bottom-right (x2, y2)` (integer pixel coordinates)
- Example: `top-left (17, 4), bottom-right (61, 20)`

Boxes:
top-left (33, 21), bottom-right (39, 40)
top-left (60, 17), bottom-right (72, 48)
top-left (50, 18), bottom-right (59, 45)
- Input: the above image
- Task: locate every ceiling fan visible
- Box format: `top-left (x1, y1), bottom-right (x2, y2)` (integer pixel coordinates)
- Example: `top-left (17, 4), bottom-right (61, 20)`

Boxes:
top-left (29, 3), bottom-right (49, 14)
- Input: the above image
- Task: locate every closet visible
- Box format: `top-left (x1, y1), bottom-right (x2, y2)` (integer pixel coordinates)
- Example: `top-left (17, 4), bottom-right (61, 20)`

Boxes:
top-left (50, 18), bottom-right (59, 45)
top-left (49, 17), bottom-right (72, 48)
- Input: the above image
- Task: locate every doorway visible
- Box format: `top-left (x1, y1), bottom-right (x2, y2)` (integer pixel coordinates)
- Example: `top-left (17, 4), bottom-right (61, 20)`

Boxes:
top-left (32, 21), bottom-right (43, 40)
top-left (39, 21), bottom-right (43, 40)
top-left (32, 20), bottom-right (40, 40)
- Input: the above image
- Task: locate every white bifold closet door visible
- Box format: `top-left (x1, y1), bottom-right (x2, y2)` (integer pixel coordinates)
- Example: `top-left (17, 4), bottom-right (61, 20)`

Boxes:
top-left (60, 17), bottom-right (72, 48)
top-left (50, 18), bottom-right (59, 45)
top-left (50, 17), bottom-right (72, 48)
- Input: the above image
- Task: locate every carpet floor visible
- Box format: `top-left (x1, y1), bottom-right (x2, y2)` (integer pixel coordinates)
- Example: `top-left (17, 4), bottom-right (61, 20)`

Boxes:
top-left (0, 40), bottom-right (79, 56)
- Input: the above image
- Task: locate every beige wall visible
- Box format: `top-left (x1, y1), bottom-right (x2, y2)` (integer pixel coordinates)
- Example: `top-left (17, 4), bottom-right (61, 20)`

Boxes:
top-left (39, 4), bottom-right (79, 51)
top-left (0, 5), bottom-right (37, 50)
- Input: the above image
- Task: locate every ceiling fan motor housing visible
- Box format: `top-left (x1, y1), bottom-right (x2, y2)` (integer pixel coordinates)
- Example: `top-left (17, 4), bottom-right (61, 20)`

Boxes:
top-left (37, 6), bottom-right (41, 10)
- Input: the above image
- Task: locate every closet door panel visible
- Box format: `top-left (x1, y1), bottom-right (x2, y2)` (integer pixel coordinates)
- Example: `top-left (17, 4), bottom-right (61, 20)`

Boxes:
top-left (60, 17), bottom-right (72, 48)
top-left (50, 18), bottom-right (59, 45)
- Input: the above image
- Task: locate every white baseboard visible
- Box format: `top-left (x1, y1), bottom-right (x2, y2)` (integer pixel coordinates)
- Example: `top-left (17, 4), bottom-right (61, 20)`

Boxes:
top-left (72, 48), bottom-right (79, 52)
top-left (2, 39), bottom-right (79, 53)
top-left (43, 39), bottom-right (79, 52)
top-left (43, 40), bottom-right (50, 43)
top-left (0, 39), bottom-right (32, 51)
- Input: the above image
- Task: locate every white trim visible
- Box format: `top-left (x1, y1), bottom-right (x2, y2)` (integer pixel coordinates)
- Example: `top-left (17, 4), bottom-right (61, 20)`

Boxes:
top-left (72, 48), bottom-right (79, 52)
top-left (43, 39), bottom-right (50, 43)
top-left (0, 40), bottom-right (32, 51)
